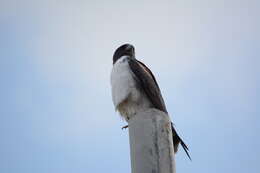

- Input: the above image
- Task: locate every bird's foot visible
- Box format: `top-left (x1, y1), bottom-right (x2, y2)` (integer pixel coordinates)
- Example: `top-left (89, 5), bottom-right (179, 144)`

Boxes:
top-left (121, 125), bottom-right (128, 130)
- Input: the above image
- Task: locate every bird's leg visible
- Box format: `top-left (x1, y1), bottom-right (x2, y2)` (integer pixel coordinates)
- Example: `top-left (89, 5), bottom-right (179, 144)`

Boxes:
top-left (121, 125), bottom-right (128, 130)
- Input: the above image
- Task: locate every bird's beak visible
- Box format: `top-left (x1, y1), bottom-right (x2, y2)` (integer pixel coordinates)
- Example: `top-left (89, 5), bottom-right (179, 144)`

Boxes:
top-left (126, 45), bottom-right (135, 58)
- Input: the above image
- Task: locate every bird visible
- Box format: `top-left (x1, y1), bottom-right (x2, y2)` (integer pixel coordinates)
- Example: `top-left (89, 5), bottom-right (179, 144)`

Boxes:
top-left (110, 43), bottom-right (191, 160)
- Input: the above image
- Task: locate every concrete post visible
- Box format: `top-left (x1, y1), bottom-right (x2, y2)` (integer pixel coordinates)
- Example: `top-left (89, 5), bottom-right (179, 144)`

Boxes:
top-left (128, 109), bottom-right (176, 173)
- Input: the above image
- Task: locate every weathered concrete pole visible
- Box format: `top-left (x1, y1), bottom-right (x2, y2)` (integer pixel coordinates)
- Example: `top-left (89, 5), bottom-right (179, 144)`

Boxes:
top-left (128, 108), bottom-right (176, 173)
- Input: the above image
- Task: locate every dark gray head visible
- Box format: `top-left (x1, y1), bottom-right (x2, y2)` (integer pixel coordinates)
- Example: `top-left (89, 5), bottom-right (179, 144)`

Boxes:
top-left (113, 44), bottom-right (135, 64)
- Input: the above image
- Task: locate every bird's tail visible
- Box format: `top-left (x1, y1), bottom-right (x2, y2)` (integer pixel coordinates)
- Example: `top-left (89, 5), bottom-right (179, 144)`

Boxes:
top-left (171, 122), bottom-right (191, 161)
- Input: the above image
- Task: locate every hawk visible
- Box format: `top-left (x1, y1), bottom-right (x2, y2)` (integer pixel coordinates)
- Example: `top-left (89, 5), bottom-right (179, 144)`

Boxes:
top-left (110, 44), bottom-right (191, 160)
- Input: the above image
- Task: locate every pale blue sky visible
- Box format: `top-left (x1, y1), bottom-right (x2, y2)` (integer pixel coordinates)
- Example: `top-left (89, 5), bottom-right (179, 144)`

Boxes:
top-left (0, 0), bottom-right (259, 173)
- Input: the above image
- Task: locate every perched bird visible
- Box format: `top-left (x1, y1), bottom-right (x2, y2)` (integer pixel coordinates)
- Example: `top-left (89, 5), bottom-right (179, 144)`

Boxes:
top-left (110, 43), bottom-right (191, 160)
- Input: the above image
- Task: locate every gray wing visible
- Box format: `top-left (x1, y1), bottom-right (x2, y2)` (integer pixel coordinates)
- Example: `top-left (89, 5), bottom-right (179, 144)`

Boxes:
top-left (128, 59), bottom-right (168, 113)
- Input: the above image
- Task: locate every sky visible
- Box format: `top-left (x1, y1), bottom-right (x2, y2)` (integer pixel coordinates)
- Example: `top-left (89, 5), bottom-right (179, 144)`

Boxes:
top-left (0, 0), bottom-right (259, 173)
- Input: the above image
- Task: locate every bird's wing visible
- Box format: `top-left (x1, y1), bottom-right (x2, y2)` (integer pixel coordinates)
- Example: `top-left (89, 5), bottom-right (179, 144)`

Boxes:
top-left (128, 59), bottom-right (168, 113)
top-left (128, 58), bottom-right (191, 160)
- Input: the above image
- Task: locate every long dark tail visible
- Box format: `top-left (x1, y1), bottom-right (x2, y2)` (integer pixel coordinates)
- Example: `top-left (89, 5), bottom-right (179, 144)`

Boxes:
top-left (171, 122), bottom-right (191, 161)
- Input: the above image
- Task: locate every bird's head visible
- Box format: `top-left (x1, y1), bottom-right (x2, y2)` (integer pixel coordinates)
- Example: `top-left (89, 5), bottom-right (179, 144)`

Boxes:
top-left (113, 44), bottom-right (135, 64)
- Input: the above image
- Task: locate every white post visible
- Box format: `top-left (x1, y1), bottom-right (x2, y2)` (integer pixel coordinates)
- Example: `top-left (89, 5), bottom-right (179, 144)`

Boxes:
top-left (128, 108), bottom-right (176, 173)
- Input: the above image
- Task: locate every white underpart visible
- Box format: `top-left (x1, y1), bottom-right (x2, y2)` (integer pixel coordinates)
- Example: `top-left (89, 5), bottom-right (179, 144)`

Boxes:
top-left (110, 56), bottom-right (152, 121)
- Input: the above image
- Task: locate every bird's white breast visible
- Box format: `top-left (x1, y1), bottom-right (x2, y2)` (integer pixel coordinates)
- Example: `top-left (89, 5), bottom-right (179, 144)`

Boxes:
top-left (111, 56), bottom-right (136, 108)
top-left (110, 56), bottom-right (152, 121)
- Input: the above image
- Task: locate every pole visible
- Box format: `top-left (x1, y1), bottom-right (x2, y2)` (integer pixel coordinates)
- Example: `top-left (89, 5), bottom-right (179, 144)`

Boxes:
top-left (128, 108), bottom-right (176, 173)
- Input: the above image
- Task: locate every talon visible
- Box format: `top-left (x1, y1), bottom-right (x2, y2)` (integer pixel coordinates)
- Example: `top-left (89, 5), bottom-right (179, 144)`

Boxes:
top-left (121, 125), bottom-right (128, 130)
